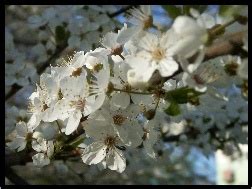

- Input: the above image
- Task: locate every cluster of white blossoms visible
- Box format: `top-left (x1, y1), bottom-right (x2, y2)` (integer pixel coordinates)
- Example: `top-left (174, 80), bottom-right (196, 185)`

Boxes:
top-left (7, 5), bottom-right (248, 173)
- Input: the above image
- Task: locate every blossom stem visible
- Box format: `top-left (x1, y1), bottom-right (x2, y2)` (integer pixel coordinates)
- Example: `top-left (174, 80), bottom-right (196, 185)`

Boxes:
top-left (154, 96), bottom-right (161, 112)
top-left (56, 120), bottom-right (63, 135)
top-left (67, 134), bottom-right (85, 147)
top-left (119, 54), bottom-right (125, 60)
top-left (209, 18), bottom-right (237, 36)
top-left (113, 87), bottom-right (153, 95)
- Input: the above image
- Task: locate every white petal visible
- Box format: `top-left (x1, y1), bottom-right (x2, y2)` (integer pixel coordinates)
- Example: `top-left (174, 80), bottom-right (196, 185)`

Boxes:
top-left (47, 141), bottom-right (54, 157)
top-left (27, 114), bottom-right (41, 131)
top-left (143, 140), bottom-right (156, 158)
top-left (82, 141), bottom-right (107, 165)
top-left (141, 5), bottom-right (151, 15)
top-left (127, 68), bottom-right (154, 89)
top-left (110, 92), bottom-right (130, 110)
top-left (60, 75), bottom-right (88, 100)
top-left (65, 110), bottom-right (82, 135)
top-left (173, 16), bottom-right (205, 37)
top-left (106, 149), bottom-right (126, 173)
top-left (7, 138), bottom-right (25, 151)
top-left (49, 99), bottom-right (71, 121)
top-left (116, 123), bottom-right (143, 148)
top-left (32, 138), bottom-right (47, 152)
top-left (101, 32), bottom-right (118, 49)
top-left (158, 58), bottom-right (179, 77)
top-left (42, 107), bottom-right (57, 122)
top-left (162, 79), bottom-right (177, 91)
top-left (84, 94), bottom-right (105, 116)
top-left (131, 93), bottom-right (153, 105)
top-left (16, 122), bottom-right (27, 137)
top-left (169, 35), bottom-right (201, 57)
top-left (17, 141), bottom-right (27, 152)
top-left (198, 13), bottom-right (215, 28)
top-left (71, 51), bottom-right (86, 68)
top-left (97, 160), bottom-right (107, 171)
top-left (117, 26), bottom-right (138, 44)
top-left (84, 119), bottom-right (115, 141)
top-left (138, 32), bottom-right (158, 52)
top-left (32, 153), bottom-right (50, 167)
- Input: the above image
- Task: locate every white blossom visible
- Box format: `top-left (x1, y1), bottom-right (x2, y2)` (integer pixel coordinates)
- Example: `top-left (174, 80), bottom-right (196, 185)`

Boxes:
top-left (82, 122), bottom-right (126, 173)
top-left (126, 31), bottom-right (180, 86)
top-left (32, 136), bottom-right (54, 167)
top-left (143, 119), bottom-right (159, 158)
top-left (7, 122), bottom-right (31, 152)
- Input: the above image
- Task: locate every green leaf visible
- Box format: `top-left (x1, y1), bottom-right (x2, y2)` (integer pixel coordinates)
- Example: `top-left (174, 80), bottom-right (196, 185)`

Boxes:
top-left (162, 5), bottom-right (182, 19)
top-left (67, 134), bottom-right (85, 148)
top-left (165, 87), bottom-right (204, 104)
top-left (219, 5), bottom-right (233, 17)
top-left (165, 101), bottom-right (181, 116)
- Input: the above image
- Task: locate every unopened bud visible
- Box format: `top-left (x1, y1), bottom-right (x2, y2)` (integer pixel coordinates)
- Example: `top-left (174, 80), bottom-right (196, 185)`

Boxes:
top-left (234, 14), bottom-right (248, 25)
top-left (144, 109), bottom-right (156, 120)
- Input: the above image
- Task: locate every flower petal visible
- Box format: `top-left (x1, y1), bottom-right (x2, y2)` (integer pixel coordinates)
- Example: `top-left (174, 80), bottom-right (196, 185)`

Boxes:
top-left (82, 141), bottom-right (107, 165)
top-left (110, 92), bottom-right (130, 110)
top-left (158, 57), bottom-right (179, 77)
top-left (106, 149), bottom-right (126, 173)
top-left (65, 110), bottom-right (82, 135)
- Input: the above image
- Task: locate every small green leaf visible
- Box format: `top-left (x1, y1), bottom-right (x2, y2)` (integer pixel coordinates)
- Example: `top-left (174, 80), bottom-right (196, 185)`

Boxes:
top-left (162, 5), bottom-right (182, 19)
top-left (67, 134), bottom-right (85, 148)
top-left (219, 5), bottom-right (233, 17)
top-left (165, 87), bottom-right (204, 104)
top-left (165, 101), bottom-right (181, 116)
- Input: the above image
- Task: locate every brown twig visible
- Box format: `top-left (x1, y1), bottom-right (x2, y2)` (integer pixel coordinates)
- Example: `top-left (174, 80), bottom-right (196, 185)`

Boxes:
top-left (204, 30), bottom-right (247, 61)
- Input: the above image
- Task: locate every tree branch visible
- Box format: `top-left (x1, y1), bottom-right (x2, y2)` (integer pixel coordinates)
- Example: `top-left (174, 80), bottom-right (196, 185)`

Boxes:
top-left (204, 30), bottom-right (247, 61)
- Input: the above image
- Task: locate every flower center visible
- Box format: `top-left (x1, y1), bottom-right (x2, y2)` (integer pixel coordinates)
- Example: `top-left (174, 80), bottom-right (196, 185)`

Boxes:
top-left (70, 99), bottom-right (85, 112)
top-left (58, 88), bottom-right (63, 100)
top-left (92, 63), bottom-right (103, 73)
top-left (42, 103), bottom-right (49, 111)
top-left (111, 45), bottom-right (123, 56)
top-left (152, 47), bottom-right (165, 61)
top-left (193, 74), bottom-right (205, 85)
top-left (104, 136), bottom-right (117, 149)
top-left (71, 67), bottom-right (82, 77)
top-left (143, 15), bottom-right (153, 29)
top-left (113, 114), bottom-right (126, 126)
top-left (27, 101), bottom-right (35, 113)
top-left (224, 62), bottom-right (239, 76)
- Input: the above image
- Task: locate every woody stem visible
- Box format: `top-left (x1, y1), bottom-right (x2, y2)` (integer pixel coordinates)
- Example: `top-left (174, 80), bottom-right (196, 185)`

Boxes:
top-left (113, 87), bottom-right (153, 95)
